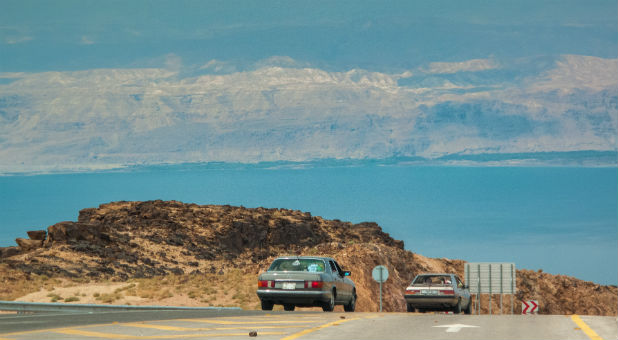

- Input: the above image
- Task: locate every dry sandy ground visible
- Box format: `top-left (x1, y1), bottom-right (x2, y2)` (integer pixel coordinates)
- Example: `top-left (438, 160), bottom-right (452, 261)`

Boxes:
top-left (14, 281), bottom-right (259, 309)
top-left (15, 281), bottom-right (346, 312)
top-left (17, 282), bottom-right (143, 305)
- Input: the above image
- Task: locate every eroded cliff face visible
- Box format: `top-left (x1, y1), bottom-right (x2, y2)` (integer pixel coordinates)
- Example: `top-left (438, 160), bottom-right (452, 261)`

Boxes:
top-left (1, 200), bottom-right (616, 315)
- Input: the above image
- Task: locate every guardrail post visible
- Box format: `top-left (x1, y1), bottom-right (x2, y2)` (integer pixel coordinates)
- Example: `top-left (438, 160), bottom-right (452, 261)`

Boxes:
top-left (488, 263), bottom-right (492, 315)
top-left (500, 263), bottom-right (503, 314)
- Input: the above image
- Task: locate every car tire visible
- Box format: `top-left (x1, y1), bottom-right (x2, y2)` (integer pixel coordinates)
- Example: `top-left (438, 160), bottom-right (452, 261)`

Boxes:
top-left (343, 292), bottom-right (356, 312)
top-left (453, 299), bottom-right (462, 314)
top-left (406, 303), bottom-right (415, 312)
top-left (322, 290), bottom-right (335, 312)
top-left (283, 304), bottom-right (295, 311)
top-left (261, 300), bottom-right (274, 311)
top-left (464, 300), bottom-right (472, 314)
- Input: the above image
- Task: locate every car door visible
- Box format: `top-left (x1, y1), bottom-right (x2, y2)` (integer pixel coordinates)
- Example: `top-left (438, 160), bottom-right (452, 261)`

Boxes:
top-left (328, 260), bottom-right (346, 303)
top-left (333, 260), bottom-right (351, 301)
top-left (454, 275), bottom-right (470, 306)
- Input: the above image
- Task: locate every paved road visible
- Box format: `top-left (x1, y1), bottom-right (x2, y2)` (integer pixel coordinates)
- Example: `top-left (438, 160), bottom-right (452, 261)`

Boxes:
top-left (0, 310), bottom-right (615, 340)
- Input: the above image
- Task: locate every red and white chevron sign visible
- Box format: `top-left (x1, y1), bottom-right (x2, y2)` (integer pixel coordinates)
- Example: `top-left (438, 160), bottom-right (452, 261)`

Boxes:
top-left (521, 300), bottom-right (538, 314)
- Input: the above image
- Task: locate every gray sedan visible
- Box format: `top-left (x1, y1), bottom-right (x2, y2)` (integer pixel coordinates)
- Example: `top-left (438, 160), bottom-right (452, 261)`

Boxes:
top-left (404, 273), bottom-right (472, 314)
top-left (257, 256), bottom-right (356, 312)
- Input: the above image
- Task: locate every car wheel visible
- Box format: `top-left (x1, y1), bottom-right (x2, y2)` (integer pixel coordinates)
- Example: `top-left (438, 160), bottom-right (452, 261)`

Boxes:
top-left (344, 292), bottom-right (356, 312)
top-left (322, 290), bottom-right (335, 312)
top-left (453, 299), bottom-right (462, 314)
top-left (406, 303), bottom-right (415, 312)
top-left (260, 300), bottom-right (273, 311)
top-left (283, 304), bottom-right (295, 311)
top-left (464, 300), bottom-right (472, 314)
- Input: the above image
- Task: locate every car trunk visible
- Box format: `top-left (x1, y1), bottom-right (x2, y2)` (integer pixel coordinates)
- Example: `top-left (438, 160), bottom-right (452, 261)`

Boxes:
top-left (261, 272), bottom-right (323, 289)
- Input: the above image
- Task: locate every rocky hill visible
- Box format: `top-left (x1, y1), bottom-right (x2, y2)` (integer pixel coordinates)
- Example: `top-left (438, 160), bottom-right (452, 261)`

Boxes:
top-left (1, 200), bottom-right (616, 315)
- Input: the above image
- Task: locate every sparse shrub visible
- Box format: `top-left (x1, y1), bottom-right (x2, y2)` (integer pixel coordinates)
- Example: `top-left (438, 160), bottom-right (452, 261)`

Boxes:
top-left (47, 293), bottom-right (63, 302)
top-left (157, 289), bottom-right (173, 299)
top-left (64, 296), bottom-right (80, 302)
top-left (139, 291), bottom-right (153, 299)
top-left (95, 292), bottom-right (122, 303)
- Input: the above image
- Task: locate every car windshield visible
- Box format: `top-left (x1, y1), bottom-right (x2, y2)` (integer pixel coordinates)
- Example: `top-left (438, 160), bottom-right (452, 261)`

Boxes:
top-left (268, 259), bottom-right (326, 272)
top-left (412, 275), bottom-right (452, 285)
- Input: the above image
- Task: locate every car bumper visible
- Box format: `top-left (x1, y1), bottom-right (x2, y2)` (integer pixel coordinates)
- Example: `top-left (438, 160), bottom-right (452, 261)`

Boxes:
top-left (257, 289), bottom-right (332, 305)
top-left (404, 295), bottom-right (458, 307)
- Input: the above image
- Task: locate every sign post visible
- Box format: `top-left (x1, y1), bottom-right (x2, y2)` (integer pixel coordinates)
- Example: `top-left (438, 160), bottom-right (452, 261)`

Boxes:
top-left (371, 265), bottom-right (389, 312)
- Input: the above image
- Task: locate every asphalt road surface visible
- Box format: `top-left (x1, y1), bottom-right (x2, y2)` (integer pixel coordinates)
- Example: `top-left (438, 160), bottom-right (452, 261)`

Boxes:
top-left (0, 310), bottom-right (616, 340)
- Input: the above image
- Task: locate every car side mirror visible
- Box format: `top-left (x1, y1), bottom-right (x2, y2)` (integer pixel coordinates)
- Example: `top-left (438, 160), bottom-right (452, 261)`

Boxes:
top-left (343, 271), bottom-right (351, 276)
top-left (462, 285), bottom-right (468, 289)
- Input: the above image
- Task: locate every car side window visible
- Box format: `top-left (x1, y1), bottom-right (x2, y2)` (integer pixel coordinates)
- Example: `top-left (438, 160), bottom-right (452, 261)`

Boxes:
top-left (456, 276), bottom-right (464, 288)
top-left (329, 261), bottom-right (339, 276)
top-left (334, 261), bottom-right (344, 276)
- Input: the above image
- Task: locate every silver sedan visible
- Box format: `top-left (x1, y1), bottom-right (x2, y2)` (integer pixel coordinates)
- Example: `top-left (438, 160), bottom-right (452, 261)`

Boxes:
top-left (404, 273), bottom-right (472, 314)
top-left (257, 256), bottom-right (356, 312)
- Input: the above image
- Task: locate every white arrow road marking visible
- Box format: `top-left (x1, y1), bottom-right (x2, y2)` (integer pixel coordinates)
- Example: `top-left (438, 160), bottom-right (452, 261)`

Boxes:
top-left (433, 324), bottom-right (480, 333)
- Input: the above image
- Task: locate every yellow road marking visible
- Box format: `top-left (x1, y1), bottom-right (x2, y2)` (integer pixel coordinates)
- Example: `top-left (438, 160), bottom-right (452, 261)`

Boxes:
top-left (0, 322), bottom-right (118, 337)
top-left (221, 314), bottom-right (322, 319)
top-left (123, 323), bottom-right (212, 331)
top-left (55, 329), bottom-right (285, 339)
top-left (254, 314), bottom-right (325, 318)
top-left (55, 329), bottom-right (143, 339)
top-left (125, 323), bottom-right (308, 331)
top-left (177, 319), bottom-right (316, 325)
top-left (0, 317), bottom-right (312, 338)
top-left (211, 326), bottom-right (308, 330)
top-left (280, 318), bottom-right (359, 340)
top-left (570, 315), bottom-right (604, 340)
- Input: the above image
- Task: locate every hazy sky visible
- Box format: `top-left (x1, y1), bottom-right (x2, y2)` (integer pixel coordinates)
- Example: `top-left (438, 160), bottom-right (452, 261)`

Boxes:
top-left (2, 0), bottom-right (616, 72)
top-left (1, 1), bottom-right (617, 172)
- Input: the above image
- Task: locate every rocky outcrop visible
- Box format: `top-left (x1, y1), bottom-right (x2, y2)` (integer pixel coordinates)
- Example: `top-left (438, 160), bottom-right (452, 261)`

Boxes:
top-left (15, 238), bottom-right (43, 252)
top-left (0, 247), bottom-right (20, 258)
top-left (0, 200), bottom-right (616, 315)
top-left (26, 230), bottom-right (46, 241)
top-left (1, 229), bottom-right (47, 256)
top-left (45, 221), bottom-right (111, 245)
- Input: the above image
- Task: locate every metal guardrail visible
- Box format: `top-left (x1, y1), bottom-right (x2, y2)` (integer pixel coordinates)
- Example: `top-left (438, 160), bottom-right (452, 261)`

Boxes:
top-left (0, 301), bottom-right (241, 313)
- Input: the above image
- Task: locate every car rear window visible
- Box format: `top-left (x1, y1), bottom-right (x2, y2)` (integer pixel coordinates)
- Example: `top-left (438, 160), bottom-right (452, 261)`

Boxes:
top-left (412, 275), bottom-right (452, 285)
top-left (268, 259), bottom-right (326, 272)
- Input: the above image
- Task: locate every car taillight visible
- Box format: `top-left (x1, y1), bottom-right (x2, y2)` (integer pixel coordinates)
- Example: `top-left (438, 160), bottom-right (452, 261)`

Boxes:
top-left (258, 280), bottom-right (275, 288)
top-left (439, 289), bottom-right (454, 295)
top-left (406, 288), bottom-right (419, 294)
top-left (304, 280), bottom-right (324, 289)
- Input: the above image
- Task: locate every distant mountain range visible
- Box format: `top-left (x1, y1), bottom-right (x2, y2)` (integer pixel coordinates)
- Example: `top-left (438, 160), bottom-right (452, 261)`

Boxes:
top-left (0, 55), bottom-right (616, 174)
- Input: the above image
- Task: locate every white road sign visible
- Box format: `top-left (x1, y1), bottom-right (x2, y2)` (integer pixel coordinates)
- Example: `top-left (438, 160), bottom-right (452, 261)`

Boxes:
top-left (465, 262), bottom-right (516, 294)
top-left (522, 300), bottom-right (539, 314)
top-left (372, 265), bottom-right (389, 283)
